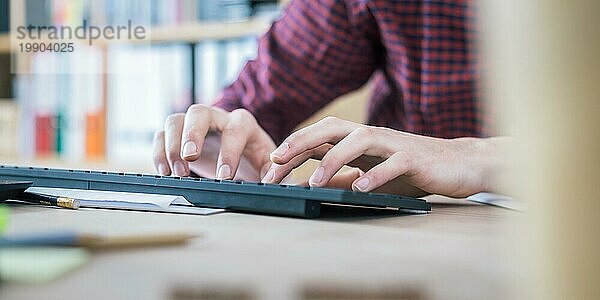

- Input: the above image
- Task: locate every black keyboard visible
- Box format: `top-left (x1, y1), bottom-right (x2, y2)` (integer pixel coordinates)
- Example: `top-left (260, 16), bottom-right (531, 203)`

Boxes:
top-left (0, 165), bottom-right (431, 218)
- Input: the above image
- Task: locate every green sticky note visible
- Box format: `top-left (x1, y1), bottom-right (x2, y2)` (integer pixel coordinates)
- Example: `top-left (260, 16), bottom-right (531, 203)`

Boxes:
top-left (0, 247), bottom-right (89, 283)
top-left (0, 205), bottom-right (8, 233)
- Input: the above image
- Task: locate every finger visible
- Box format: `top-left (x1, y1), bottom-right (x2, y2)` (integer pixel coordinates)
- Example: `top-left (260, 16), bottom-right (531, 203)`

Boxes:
top-left (180, 104), bottom-right (229, 162)
top-left (180, 104), bottom-right (211, 161)
top-left (352, 151), bottom-right (412, 192)
top-left (295, 168), bottom-right (362, 189)
top-left (219, 109), bottom-right (275, 180)
top-left (164, 113), bottom-right (189, 176)
top-left (262, 144), bottom-right (333, 184)
top-left (309, 127), bottom-right (373, 187)
top-left (244, 129), bottom-right (277, 179)
top-left (270, 116), bottom-right (359, 164)
top-left (153, 130), bottom-right (171, 175)
top-left (324, 168), bottom-right (362, 189)
top-left (216, 109), bottom-right (255, 179)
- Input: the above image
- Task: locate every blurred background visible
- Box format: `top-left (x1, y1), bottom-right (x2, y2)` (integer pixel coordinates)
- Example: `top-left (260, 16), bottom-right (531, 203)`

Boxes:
top-left (0, 0), bottom-right (366, 174)
top-left (1, 1), bottom-right (599, 299)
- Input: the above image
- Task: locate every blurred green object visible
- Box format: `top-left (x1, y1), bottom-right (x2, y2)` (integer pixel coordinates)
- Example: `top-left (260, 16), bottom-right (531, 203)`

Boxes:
top-left (0, 205), bottom-right (8, 233)
top-left (0, 247), bottom-right (89, 283)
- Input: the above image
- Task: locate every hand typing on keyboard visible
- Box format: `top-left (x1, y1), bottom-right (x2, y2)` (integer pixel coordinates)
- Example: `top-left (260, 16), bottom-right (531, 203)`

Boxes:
top-left (264, 117), bottom-right (507, 198)
top-left (153, 104), bottom-right (275, 181)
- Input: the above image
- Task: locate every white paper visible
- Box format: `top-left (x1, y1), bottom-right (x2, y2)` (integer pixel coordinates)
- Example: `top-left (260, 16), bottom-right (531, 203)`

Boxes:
top-left (26, 187), bottom-right (225, 215)
top-left (467, 192), bottom-right (524, 211)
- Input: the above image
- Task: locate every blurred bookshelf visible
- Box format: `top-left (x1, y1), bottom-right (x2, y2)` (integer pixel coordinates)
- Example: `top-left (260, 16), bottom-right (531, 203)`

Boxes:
top-left (0, 0), bottom-right (283, 171)
top-left (146, 19), bottom-right (271, 43)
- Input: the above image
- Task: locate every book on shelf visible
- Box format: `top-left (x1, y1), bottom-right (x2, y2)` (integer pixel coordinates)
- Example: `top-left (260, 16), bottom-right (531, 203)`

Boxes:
top-left (0, 0), bottom-right (9, 33)
top-left (67, 48), bottom-right (104, 161)
top-left (25, 0), bottom-right (52, 27)
top-left (30, 52), bottom-right (59, 157)
top-left (198, 0), bottom-right (251, 23)
top-left (0, 54), bottom-right (11, 98)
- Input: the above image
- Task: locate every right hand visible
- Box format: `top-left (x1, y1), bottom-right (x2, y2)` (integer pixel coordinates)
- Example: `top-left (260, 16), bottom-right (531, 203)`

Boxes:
top-left (153, 104), bottom-right (276, 181)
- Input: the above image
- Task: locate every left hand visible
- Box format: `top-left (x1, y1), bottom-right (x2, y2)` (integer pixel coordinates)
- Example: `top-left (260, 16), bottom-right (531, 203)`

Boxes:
top-left (261, 117), bottom-right (499, 198)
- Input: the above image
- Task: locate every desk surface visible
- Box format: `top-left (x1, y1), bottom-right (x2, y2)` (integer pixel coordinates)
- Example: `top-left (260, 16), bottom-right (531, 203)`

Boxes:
top-left (1, 196), bottom-right (516, 300)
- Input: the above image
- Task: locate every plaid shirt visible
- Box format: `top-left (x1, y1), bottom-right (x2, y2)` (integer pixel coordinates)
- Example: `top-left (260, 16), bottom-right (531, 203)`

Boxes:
top-left (215, 0), bottom-right (486, 144)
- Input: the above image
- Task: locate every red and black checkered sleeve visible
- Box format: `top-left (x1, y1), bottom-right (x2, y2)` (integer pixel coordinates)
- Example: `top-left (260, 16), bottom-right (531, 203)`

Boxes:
top-left (214, 0), bottom-right (379, 143)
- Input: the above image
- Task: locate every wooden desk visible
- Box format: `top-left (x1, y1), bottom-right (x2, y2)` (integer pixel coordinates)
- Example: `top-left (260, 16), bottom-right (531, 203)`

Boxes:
top-left (1, 196), bottom-right (516, 300)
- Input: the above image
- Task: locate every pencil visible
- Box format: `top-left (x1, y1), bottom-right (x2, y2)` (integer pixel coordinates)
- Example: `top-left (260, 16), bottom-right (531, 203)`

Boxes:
top-left (17, 191), bottom-right (80, 210)
top-left (0, 232), bottom-right (198, 249)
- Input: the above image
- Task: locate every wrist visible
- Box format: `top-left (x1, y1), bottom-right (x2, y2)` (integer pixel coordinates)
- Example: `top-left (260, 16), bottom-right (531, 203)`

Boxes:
top-left (454, 137), bottom-right (507, 194)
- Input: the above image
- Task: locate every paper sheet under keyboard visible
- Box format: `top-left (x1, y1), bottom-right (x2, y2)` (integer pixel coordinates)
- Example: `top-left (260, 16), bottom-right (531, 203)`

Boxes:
top-left (26, 187), bottom-right (225, 215)
top-left (467, 192), bottom-right (524, 211)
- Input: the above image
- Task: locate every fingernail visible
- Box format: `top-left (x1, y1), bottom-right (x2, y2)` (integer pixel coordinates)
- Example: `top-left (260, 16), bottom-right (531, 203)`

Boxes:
top-left (174, 161), bottom-right (187, 176)
top-left (271, 142), bottom-right (289, 159)
top-left (181, 141), bottom-right (198, 158)
top-left (217, 164), bottom-right (231, 179)
top-left (158, 163), bottom-right (169, 175)
top-left (309, 166), bottom-right (325, 185)
top-left (354, 177), bottom-right (370, 191)
top-left (261, 167), bottom-right (275, 183)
